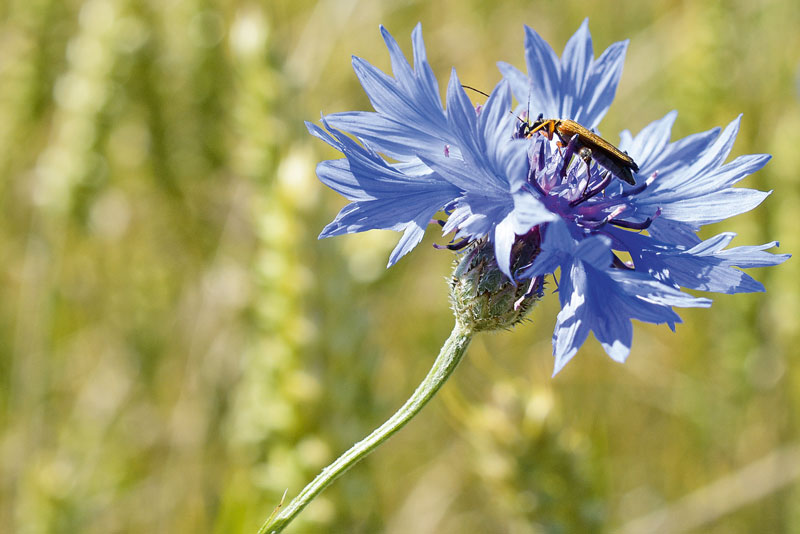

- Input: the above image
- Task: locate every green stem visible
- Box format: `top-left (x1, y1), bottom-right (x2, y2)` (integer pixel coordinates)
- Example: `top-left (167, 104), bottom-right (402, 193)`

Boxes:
top-left (259, 322), bottom-right (473, 533)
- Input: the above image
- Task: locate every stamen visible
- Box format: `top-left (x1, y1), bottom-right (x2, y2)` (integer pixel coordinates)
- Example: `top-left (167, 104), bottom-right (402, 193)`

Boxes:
top-left (527, 142), bottom-right (547, 195)
top-left (536, 139), bottom-right (546, 170)
top-left (514, 275), bottom-right (544, 310)
top-left (570, 172), bottom-right (614, 207)
top-left (620, 171), bottom-right (657, 197)
top-left (609, 217), bottom-right (653, 230)
top-left (579, 205), bottom-right (626, 229)
top-left (433, 238), bottom-right (471, 251)
top-left (560, 136), bottom-right (581, 180)
top-left (610, 207), bottom-right (661, 230)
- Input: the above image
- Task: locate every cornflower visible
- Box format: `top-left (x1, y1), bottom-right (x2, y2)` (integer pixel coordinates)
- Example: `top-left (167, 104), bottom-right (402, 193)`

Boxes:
top-left (263, 21), bottom-right (788, 532)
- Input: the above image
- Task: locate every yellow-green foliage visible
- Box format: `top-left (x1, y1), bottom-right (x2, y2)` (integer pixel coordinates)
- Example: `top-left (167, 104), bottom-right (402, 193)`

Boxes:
top-left (0, 1), bottom-right (798, 533)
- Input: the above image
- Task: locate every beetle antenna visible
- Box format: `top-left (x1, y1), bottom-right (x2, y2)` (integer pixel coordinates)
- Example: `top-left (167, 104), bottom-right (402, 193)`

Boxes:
top-left (460, 84), bottom-right (491, 98)
top-left (462, 84), bottom-right (537, 138)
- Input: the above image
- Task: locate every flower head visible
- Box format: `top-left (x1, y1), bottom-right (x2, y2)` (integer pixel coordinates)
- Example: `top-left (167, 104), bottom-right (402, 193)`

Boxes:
top-left (307, 22), bottom-right (789, 374)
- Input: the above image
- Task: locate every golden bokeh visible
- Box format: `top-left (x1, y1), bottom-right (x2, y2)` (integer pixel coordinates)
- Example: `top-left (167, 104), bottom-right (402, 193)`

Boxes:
top-left (0, 0), bottom-right (798, 532)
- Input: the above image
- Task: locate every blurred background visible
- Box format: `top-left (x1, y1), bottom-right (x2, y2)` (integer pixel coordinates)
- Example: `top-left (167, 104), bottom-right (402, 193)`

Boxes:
top-left (0, 0), bottom-right (798, 532)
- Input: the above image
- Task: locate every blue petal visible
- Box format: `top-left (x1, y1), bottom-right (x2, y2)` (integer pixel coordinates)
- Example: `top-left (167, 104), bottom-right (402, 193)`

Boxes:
top-left (573, 232), bottom-right (614, 268)
top-left (691, 153), bottom-right (771, 192)
top-left (308, 120), bottom-right (460, 264)
top-left (504, 139), bottom-right (534, 191)
top-left (419, 77), bottom-right (540, 248)
top-left (559, 19), bottom-right (593, 120)
top-left (320, 189), bottom-right (448, 237)
top-left (712, 239), bottom-right (790, 268)
top-left (388, 214), bottom-right (428, 266)
top-left (501, 20), bottom-right (628, 128)
top-left (580, 40), bottom-right (628, 128)
top-left (611, 228), bottom-right (790, 294)
top-left (655, 154), bottom-right (770, 202)
top-left (480, 82), bottom-right (516, 172)
top-left (410, 24), bottom-right (441, 106)
top-left (308, 119), bottom-right (454, 198)
top-left (620, 110), bottom-right (677, 165)
top-left (496, 62), bottom-right (532, 112)
top-left (647, 219), bottom-right (702, 246)
top-left (530, 222), bottom-right (711, 375)
top-left (315, 159), bottom-right (374, 201)
top-left (552, 262), bottom-right (592, 375)
top-left (327, 25), bottom-right (452, 160)
top-left (625, 115), bottom-right (772, 228)
top-left (445, 193), bottom-right (511, 240)
top-left (658, 188), bottom-right (771, 224)
top-left (520, 25), bottom-right (561, 118)
top-left (419, 81), bottom-right (522, 194)
top-left (624, 122), bottom-right (722, 179)
top-left (521, 219), bottom-right (574, 278)
top-left (494, 214), bottom-right (517, 279)
top-left (445, 71), bottom-right (490, 168)
top-left (491, 191), bottom-right (560, 279)
top-left (552, 263), bottom-right (712, 375)
top-left (380, 25), bottom-right (446, 126)
top-left (419, 151), bottom-right (500, 193)
top-left (511, 190), bottom-right (558, 234)
top-left (382, 25), bottom-right (414, 88)
top-left (325, 111), bottom-right (456, 160)
top-left (644, 116), bottom-right (742, 199)
top-left (351, 56), bottom-right (406, 118)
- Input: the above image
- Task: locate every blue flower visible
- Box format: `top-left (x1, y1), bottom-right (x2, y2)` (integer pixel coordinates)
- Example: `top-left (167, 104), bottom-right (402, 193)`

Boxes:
top-left (497, 19), bottom-right (628, 130)
top-left (307, 22), bottom-right (789, 374)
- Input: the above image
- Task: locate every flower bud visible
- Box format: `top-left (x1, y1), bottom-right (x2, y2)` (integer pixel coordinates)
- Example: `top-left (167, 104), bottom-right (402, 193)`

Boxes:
top-left (449, 238), bottom-right (543, 332)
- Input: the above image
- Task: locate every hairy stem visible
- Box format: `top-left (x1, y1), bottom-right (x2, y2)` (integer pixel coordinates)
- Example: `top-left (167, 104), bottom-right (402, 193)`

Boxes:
top-left (259, 322), bottom-right (473, 533)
